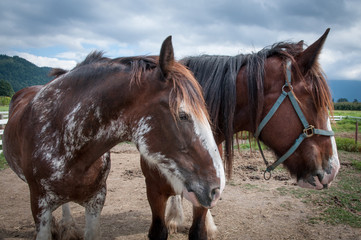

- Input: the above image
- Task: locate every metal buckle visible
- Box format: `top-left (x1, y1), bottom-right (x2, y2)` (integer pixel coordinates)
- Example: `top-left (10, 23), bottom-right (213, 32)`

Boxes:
top-left (303, 125), bottom-right (314, 138)
top-left (282, 84), bottom-right (293, 93)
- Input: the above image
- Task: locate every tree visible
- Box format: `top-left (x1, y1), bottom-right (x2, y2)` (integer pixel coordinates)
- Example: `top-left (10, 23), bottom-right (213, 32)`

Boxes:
top-left (353, 99), bottom-right (358, 103)
top-left (0, 79), bottom-right (15, 97)
top-left (337, 98), bottom-right (349, 103)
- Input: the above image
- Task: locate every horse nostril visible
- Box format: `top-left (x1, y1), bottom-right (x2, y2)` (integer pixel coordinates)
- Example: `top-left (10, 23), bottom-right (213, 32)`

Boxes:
top-left (211, 188), bottom-right (221, 201)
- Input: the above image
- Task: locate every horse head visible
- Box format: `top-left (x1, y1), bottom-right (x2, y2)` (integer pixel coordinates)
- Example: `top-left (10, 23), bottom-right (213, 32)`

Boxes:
top-left (249, 29), bottom-right (339, 189)
top-left (132, 36), bottom-right (225, 208)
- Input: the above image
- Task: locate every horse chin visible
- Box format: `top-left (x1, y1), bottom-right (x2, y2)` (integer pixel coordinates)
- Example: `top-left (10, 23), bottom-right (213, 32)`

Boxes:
top-left (297, 176), bottom-right (326, 190)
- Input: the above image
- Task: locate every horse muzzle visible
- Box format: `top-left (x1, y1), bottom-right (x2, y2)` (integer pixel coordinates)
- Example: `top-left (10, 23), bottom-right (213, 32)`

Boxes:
top-left (182, 185), bottom-right (222, 208)
top-left (297, 161), bottom-right (340, 190)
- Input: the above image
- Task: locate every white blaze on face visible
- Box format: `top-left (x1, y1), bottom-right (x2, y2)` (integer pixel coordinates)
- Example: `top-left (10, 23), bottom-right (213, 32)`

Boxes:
top-left (187, 106), bottom-right (226, 193)
top-left (297, 117), bottom-right (340, 189)
top-left (324, 118), bottom-right (340, 183)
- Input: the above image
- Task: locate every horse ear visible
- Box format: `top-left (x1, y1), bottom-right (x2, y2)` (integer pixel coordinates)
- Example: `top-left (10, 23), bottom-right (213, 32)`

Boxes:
top-left (296, 28), bottom-right (330, 75)
top-left (159, 36), bottom-right (175, 79)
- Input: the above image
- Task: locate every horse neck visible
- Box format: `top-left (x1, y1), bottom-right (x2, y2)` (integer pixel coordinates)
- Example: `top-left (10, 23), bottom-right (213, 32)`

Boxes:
top-left (233, 68), bottom-right (257, 134)
top-left (44, 70), bottom-right (143, 146)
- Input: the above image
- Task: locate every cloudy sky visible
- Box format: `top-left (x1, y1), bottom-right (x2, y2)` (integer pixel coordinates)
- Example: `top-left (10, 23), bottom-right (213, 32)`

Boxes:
top-left (1, 0), bottom-right (361, 81)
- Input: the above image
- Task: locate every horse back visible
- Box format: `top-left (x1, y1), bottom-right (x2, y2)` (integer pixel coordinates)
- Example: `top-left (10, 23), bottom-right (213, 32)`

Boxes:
top-left (3, 85), bottom-right (43, 182)
top-left (8, 85), bottom-right (43, 118)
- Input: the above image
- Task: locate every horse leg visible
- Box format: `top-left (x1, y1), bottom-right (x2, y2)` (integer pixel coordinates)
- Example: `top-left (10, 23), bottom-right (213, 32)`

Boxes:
top-left (84, 186), bottom-right (107, 240)
top-left (58, 203), bottom-right (83, 240)
top-left (165, 195), bottom-right (184, 234)
top-left (187, 143), bottom-right (221, 240)
top-left (141, 157), bottom-right (171, 240)
top-left (189, 207), bottom-right (217, 240)
top-left (30, 190), bottom-right (58, 240)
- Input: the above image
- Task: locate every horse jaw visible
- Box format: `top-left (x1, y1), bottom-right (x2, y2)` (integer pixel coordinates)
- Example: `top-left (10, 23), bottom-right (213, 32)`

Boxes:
top-left (298, 118), bottom-right (340, 190)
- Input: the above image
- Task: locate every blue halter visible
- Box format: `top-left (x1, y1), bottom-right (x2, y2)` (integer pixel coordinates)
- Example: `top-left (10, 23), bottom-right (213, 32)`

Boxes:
top-left (254, 60), bottom-right (334, 180)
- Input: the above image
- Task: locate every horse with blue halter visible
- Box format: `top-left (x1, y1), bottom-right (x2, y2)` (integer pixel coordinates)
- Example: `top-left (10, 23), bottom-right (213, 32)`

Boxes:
top-left (140, 29), bottom-right (340, 239)
top-left (3, 36), bottom-right (225, 239)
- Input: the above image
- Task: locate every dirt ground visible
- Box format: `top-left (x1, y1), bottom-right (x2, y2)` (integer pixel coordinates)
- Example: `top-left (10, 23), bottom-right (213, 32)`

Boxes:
top-left (0, 143), bottom-right (360, 240)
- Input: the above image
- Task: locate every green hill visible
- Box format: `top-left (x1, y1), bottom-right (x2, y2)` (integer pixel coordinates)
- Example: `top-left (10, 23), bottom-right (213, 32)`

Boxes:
top-left (0, 54), bottom-right (53, 92)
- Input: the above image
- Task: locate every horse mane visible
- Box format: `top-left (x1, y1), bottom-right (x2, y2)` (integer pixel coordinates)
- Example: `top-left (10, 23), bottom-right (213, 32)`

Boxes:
top-left (245, 42), bottom-right (333, 130)
top-left (181, 41), bottom-right (333, 177)
top-left (166, 61), bottom-right (211, 125)
top-left (49, 51), bottom-right (209, 125)
top-left (181, 55), bottom-right (241, 177)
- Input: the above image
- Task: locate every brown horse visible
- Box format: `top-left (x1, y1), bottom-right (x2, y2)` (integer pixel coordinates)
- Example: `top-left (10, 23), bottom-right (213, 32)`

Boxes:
top-left (140, 29), bottom-right (340, 239)
top-left (3, 36), bottom-right (225, 239)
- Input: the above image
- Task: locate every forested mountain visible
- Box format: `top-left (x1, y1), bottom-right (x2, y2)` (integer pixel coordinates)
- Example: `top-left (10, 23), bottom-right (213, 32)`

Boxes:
top-left (328, 80), bottom-right (361, 102)
top-left (0, 55), bottom-right (53, 92)
top-left (0, 54), bottom-right (360, 102)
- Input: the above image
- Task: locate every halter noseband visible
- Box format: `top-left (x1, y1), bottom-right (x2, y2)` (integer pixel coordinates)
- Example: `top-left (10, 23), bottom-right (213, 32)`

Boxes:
top-left (254, 60), bottom-right (334, 180)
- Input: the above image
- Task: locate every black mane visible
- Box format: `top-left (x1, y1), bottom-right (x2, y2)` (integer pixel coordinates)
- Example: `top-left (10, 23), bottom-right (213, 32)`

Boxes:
top-left (181, 42), bottom-right (303, 175)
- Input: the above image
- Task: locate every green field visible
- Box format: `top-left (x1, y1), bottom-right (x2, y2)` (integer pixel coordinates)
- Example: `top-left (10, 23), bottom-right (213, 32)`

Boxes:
top-left (0, 106), bottom-right (9, 112)
top-left (334, 110), bottom-right (361, 117)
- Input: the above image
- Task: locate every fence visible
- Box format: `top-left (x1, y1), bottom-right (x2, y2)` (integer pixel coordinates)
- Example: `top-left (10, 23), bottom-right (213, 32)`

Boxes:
top-left (0, 111), bottom-right (8, 154)
top-left (333, 115), bottom-right (360, 144)
top-left (332, 115), bottom-right (361, 121)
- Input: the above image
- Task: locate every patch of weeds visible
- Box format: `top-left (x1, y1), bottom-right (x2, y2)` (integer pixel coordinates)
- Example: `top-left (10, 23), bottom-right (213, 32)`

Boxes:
top-left (276, 186), bottom-right (288, 196)
top-left (240, 183), bottom-right (259, 191)
top-left (352, 160), bottom-right (361, 171)
top-left (336, 137), bottom-right (361, 152)
top-left (275, 153), bottom-right (361, 228)
top-left (276, 186), bottom-right (313, 201)
top-left (0, 152), bottom-right (7, 170)
top-left (227, 181), bottom-right (238, 186)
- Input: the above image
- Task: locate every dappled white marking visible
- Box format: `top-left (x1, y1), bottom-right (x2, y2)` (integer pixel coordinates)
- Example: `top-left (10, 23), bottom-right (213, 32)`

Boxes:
top-left (132, 116), bottom-right (186, 195)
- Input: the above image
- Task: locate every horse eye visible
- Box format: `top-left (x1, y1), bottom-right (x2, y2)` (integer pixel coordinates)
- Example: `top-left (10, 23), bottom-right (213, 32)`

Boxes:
top-left (179, 112), bottom-right (190, 121)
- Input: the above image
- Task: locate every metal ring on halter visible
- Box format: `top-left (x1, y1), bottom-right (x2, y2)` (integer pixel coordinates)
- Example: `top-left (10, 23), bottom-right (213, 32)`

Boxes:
top-left (282, 84), bottom-right (293, 93)
top-left (263, 169), bottom-right (272, 180)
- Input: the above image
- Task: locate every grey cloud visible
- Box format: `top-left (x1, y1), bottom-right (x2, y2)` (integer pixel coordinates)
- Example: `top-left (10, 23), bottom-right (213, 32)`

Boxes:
top-left (0, 0), bottom-right (361, 80)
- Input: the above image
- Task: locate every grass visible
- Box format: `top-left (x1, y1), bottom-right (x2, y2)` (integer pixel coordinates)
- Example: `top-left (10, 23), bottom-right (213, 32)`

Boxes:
top-left (0, 105), bottom-right (9, 112)
top-left (334, 110), bottom-right (361, 118)
top-left (0, 152), bottom-right (7, 170)
top-left (276, 151), bottom-right (361, 228)
top-left (336, 137), bottom-right (361, 152)
top-left (333, 118), bottom-right (360, 133)
top-left (332, 110), bottom-right (361, 133)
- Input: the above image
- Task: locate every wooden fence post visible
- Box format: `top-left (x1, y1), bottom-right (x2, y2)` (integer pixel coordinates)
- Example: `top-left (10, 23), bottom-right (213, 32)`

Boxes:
top-left (0, 114), bottom-right (3, 130)
top-left (356, 121), bottom-right (358, 145)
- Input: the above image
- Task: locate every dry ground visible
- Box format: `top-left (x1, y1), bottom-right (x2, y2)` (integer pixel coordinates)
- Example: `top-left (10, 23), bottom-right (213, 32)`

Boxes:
top-left (0, 143), bottom-right (360, 240)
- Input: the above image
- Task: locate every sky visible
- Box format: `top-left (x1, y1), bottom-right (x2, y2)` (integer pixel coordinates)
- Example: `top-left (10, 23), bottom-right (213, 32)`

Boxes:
top-left (1, 0), bottom-right (361, 81)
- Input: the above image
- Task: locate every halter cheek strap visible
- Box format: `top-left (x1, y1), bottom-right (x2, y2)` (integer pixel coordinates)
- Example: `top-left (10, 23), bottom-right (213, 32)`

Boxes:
top-left (254, 61), bottom-right (334, 180)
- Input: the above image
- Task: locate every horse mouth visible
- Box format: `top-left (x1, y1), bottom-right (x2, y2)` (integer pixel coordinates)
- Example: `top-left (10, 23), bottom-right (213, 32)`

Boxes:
top-left (297, 164), bottom-right (340, 190)
top-left (182, 188), bottom-right (220, 209)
